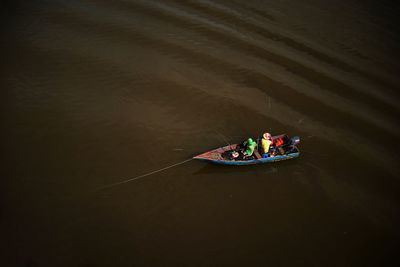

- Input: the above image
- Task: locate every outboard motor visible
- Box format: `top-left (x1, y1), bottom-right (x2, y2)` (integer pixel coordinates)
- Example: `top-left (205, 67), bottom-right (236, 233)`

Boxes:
top-left (290, 136), bottom-right (300, 146)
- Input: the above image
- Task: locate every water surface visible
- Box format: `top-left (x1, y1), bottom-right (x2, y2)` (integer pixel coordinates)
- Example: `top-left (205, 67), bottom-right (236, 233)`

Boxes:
top-left (1, 0), bottom-right (400, 266)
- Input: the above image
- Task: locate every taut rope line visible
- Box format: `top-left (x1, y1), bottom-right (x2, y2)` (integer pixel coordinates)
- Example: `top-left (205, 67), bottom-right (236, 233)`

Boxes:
top-left (96, 158), bottom-right (193, 191)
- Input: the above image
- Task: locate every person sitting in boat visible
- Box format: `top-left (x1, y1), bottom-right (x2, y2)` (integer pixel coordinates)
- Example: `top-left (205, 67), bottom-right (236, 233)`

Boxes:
top-left (272, 135), bottom-right (286, 155)
top-left (261, 132), bottom-right (273, 158)
top-left (243, 138), bottom-right (257, 159)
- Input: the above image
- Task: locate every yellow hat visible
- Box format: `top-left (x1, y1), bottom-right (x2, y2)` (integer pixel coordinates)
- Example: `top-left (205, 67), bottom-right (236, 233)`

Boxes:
top-left (263, 133), bottom-right (271, 139)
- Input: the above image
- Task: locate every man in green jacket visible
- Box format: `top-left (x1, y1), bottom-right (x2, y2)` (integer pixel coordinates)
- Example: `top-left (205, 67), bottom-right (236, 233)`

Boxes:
top-left (243, 138), bottom-right (257, 158)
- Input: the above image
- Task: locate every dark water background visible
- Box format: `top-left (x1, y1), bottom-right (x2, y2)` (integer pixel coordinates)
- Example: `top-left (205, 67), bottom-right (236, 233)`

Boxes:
top-left (1, 0), bottom-right (400, 266)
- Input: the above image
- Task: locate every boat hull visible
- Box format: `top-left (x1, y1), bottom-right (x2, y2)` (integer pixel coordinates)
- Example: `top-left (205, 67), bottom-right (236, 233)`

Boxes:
top-left (194, 151), bottom-right (300, 165)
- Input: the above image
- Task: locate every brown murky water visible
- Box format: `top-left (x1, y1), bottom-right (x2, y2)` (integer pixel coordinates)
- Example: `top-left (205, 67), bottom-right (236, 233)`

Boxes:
top-left (2, 0), bottom-right (400, 266)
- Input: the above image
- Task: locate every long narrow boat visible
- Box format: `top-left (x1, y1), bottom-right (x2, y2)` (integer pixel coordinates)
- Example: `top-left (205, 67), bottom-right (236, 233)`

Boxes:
top-left (193, 134), bottom-right (300, 165)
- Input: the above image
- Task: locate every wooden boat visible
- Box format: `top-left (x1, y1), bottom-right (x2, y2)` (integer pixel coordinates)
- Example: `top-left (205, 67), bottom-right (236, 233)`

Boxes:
top-left (193, 134), bottom-right (300, 165)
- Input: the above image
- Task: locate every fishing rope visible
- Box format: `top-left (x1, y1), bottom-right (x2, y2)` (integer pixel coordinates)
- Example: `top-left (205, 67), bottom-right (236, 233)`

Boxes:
top-left (95, 158), bottom-right (193, 191)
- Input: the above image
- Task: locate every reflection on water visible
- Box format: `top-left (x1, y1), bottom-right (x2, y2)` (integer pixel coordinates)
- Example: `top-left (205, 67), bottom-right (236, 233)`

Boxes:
top-left (2, 0), bottom-right (399, 266)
